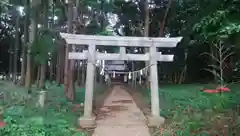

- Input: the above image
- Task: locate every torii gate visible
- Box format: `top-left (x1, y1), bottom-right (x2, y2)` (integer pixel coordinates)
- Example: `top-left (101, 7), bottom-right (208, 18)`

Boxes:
top-left (60, 33), bottom-right (182, 127)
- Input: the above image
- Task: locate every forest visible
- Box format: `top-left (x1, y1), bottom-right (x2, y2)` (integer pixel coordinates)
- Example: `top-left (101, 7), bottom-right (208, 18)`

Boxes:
top-left (1, 0), bottom-right (240, 135)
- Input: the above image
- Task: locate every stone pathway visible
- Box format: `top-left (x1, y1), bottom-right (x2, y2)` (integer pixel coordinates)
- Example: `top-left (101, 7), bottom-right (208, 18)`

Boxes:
top-left (93, 86), bottom-right (150, 136)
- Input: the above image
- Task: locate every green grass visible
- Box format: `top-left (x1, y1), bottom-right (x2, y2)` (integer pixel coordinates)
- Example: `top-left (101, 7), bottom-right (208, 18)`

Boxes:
top-left (0, 81), bottom-right (88, 136)
top-left (139, 84), bottom-right (240, 136)
top-left (2, 81), bottom-right (240, 135)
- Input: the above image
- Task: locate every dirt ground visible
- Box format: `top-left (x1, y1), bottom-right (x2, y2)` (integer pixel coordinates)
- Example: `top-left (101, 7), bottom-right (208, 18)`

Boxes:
top-left (81, 84), bottom-right (113, 135)
top-left (122, 85), bottom-right (161, 134)
top-left (92, 85), bottom-right (150, 136)
top-left (121, 85), bottom-right (151, 115)
top-left (82, 84), bottom-right (153, 136)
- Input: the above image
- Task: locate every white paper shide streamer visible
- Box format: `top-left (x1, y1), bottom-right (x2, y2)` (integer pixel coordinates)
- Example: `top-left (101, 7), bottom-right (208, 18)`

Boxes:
top-left (128, 72), bottom-right (132, 79)
top-left (104, 74), bottom-right (109, 82)
top-left (138, 69), bottom-right (142, 84)
top-left (124, 74), bottom-right (127, 82)
top-left (140, 69), bottom-right (143, 75)
top-left (92, 58), bottom-right (152, 84)
top-left (113, 71), bottom-right (116, 78)
top-left (100, 60), bottom-right (105, 75)
top-left (100, 68), bottom-right (104, 75)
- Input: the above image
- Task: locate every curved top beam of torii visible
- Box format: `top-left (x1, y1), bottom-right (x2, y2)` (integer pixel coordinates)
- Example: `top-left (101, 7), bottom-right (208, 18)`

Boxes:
top-left (60, 33), bottom-right (182, 47)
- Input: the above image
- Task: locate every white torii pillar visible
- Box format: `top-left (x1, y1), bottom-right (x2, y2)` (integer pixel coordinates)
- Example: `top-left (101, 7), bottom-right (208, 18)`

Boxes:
top-left (83, 44), bottom-right (96, 118)
top-left (79, 44), bottom-right (97, 128)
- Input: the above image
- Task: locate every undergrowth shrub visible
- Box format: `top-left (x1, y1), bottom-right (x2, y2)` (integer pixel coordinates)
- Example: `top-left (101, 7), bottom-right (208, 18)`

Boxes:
top-left (0, 82), bottom-right (87, 136)
top-left (156, 85), bottom-right (240, 136)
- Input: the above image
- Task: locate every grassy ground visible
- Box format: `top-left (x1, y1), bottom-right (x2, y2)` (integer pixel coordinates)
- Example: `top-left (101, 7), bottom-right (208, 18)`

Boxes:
top-left (2, 81), bottom-right (240, 136)
top-left (0, 81), bottom-right (106, 136)
top-left (138, 84), bottom-right (240, 136)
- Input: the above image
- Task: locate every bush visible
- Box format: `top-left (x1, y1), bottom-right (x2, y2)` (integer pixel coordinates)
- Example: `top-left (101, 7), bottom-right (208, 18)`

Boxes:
top-left (0, 82), bottom-right (87, 136)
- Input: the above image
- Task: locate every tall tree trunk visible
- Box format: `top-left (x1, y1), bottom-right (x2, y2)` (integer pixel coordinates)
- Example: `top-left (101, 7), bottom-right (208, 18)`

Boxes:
top-left (39, 0), bottom-right (49, 89)
top-left (56, 42), bottom-right (64, 85)
top-left (20, 0), bottom-right (30, 85)
top-left (50, 53), bottom-right (55, 82)
top-left (49, 2), bottom-right (54, 83)
top-left (25, 0), bottom-right (39, 89)
top-left (56, 52), bottom-right (61, 85)
top-left (60, 44), bottom-right (65, 84)
top-left (51, 0), bottom-right (58, 82)
top-left (159, 0), bottom-right (172, 83)
top-left (31, 65), bottom-right (37, 84)
top-left (64, 0), bottom-right (74, 99)
top-left (8, 44), bottom-right (13, 80)
top-left (100, 0), bottom-right (104, 31)
top-left (36, 67), bottom-right (40, 87)
top-left (49, 58), bottom-right (53, 83)
top-left (143, 0), bottom-right (149, 38)
top-left (52, 1), bottom-right (60, 83)
top-left (67, 0), bottom-right (78, 101)
top-left (13, 13), bottom-right (20, 84)
top-left (159, 0), bottom-right (172, 37)
top-left (39, 65), bottom-right (46, 88)
top-left (144, 0), bottom-right (150, 84)
top-left (77, 1), bottom-right (86, 86)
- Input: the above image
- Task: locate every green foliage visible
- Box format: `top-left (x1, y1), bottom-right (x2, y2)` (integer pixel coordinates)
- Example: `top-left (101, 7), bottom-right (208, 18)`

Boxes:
top-left (0, 116), bottom-right (74, 136)
top-left (0, 82), bottom-right (87, 136)
top-left (194, 10), bottom-right (228, 40)
top-left (83, 0), bottom-right (115, 12)
top-left (31, 29), bottom-right (57, 65)
top-left (161, 87), bottom-right (230, 112)
top-left (97, 30), bottom-right (114, 36)
top-left (232, 57), bottom-right (240, 81)
top-left (140, 84), bottom-right (240, 135)
top-left (96, 28), bottom-right (120, 52)
top-left (193, 0), bottom-right (240, 41)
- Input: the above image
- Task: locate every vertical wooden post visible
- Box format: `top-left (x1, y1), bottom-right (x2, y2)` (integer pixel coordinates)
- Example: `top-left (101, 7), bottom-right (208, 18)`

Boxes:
top-left (83, 44), bottom-right (96, 118)
top-left (149, 46), bottom-right (160, 117)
